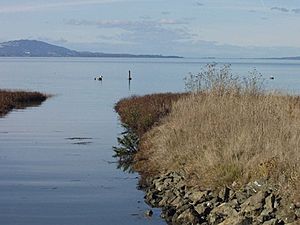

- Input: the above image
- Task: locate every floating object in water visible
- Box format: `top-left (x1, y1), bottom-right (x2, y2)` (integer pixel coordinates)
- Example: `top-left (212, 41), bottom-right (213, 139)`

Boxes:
top-left (94, 75), bottom-right (103, 81)
top-left (269, 76), bottom-right (274, 80)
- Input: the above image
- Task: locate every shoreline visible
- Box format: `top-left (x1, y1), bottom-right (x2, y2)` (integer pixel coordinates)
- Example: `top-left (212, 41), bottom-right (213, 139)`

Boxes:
top-left (115, 91), bottom-right (300, 225)
top-left (0, 89), bottom-right (48, 117)
top-left (143, 172), bottom-right (300, 225)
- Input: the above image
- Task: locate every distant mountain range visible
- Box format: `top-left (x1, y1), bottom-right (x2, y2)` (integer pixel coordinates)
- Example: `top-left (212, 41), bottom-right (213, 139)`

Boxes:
top-left (0, 40), bottom-right (299, 60)
top-left (0, 40), bottom-right (182, 58)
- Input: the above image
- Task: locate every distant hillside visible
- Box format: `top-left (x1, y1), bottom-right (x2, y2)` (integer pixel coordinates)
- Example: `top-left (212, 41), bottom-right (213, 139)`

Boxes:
top-left (0, 40), bottom-right (182, 58)
top-left (0, 40), bottom-right (78, 57)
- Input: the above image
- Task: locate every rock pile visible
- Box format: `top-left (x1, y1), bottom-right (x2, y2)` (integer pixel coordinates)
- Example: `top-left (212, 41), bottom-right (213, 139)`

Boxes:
top-left (143, 172), bottom-right (300, 225)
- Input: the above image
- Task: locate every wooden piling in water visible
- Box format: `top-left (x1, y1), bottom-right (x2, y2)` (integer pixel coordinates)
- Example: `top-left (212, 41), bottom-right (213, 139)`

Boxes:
top-left (128, 70), bottom-right (132, 80)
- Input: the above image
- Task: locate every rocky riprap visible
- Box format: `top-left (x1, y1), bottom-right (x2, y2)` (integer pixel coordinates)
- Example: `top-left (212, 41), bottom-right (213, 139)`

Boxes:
top-left (143, 172), bottom-right (300, 225)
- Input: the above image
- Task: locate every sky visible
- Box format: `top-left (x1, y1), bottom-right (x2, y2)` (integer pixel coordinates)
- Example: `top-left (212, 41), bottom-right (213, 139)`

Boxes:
top-left (0, 0), bottom-right (300, 57)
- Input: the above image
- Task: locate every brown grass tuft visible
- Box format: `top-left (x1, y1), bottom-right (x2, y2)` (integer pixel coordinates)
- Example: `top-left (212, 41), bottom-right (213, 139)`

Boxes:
top-left (0, 89), bottom-right (48, 116)
top-left (115, 93), bottom-right (187, 137)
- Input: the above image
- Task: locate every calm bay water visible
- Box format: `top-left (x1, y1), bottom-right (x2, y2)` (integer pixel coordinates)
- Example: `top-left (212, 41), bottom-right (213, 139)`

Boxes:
top-left (0, 57), bottom-right (300, 225)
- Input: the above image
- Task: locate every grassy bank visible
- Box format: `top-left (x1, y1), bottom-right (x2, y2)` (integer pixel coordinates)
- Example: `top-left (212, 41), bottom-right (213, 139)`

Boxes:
top-left (0, 90), bottom-right (48, 116)
top-left (115, 64), bottom-right (300, 204)
top-left (115, 93), bottom-right (187, 137)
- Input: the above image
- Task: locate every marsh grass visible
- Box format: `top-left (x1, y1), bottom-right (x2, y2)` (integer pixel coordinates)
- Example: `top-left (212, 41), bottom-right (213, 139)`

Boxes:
top-left (0, 89), bottom-right (48, 116)
top-left (115, 93), bottom-right (187, 137)
top-left (131, 64), bottom-right (300, 202)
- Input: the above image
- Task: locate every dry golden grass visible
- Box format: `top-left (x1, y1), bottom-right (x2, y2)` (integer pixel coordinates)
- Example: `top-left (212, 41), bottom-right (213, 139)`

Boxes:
top-left (0, 89), bottom-right (48, 116)
top-left (133, 64), bottom-right (300, 201)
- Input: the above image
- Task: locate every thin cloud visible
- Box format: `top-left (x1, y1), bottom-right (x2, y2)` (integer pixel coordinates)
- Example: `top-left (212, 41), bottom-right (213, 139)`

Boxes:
top-left (292, 8), bottom-right (300, 14)
top-left (66, 18), bottom-right (194, 47)
top-left (270, 7), bottom-right (300, 14)
top-left (140, 16), bottom-right (151, 20)
top-left (196, 2), bottom-right (204, 7)
top-left (249, 10), bottom-right (257, 13)
top-left (0, 0), bottom-right (121, 13)
top-left (159, 18), bottom-right (188, 25)
top-left (66, 18), bottom-right (188, 28)
top-left (270, 7), bottom-right (289, 13)
top-left (161, 11), bottom-right (171, 15)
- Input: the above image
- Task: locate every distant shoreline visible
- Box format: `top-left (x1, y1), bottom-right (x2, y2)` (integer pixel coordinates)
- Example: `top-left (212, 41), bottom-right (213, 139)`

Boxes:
top-left (227, 57), bottom-right (300, 60)
top-left (0, 55), bottom-right (183, 59)
top-left (2, 56), bottom-right (300, 60)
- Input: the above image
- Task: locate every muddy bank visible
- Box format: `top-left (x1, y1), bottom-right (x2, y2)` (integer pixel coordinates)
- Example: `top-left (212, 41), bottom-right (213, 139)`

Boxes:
top-left (142, 172), bottom-right (300, 225)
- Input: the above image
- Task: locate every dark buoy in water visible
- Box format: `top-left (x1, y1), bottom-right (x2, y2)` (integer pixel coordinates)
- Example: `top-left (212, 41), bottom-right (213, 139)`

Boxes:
top-left (270, 76), bottom-right (274, 80)
top-left (128, 70), bottom-right (132, 80)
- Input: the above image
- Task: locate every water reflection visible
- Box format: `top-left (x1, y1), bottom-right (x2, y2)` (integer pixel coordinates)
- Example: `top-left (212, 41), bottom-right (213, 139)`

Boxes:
top-left (0, 96), bottom-right (47, 117)
top-left (128, 79), bottom-right (131, 91)
top-left (113, 124), bottom-right (139, 173)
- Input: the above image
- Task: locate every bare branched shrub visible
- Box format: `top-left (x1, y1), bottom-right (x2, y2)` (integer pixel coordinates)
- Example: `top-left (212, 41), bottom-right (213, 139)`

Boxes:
top-left (243, 68), bottom-right (265, 95)
top-left (184, 63), bottom-right (264, 96)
